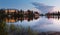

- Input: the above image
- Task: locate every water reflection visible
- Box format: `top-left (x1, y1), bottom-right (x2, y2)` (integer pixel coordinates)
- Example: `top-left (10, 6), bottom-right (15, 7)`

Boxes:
top-left (1, 9), bottom-right (60, 32)
top-left (0, 15), bottom-right (60, 23)
top-left (1, 16), bottom-right (60, 32)
top-left (4, 16), bottom-right (39, 23)
top-left (31, 16), bottom-right (60, 32)
top-left (46, 16), bottom-right (60, 20)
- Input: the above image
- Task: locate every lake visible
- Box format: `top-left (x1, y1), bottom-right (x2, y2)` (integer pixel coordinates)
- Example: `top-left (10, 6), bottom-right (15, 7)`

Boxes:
top-left (6, 16), bottom-right (60, 32)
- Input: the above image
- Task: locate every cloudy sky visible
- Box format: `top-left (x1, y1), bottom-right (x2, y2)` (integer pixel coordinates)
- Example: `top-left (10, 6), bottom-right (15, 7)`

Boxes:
top-left (0, 0), bottom-right (60, 8)
top-left (0, 0), bottom-right (60, 12)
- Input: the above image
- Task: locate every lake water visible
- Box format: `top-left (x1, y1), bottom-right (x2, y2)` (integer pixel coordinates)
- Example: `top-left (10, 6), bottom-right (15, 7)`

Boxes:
top-left (7, 16), bottom-right (60, 32)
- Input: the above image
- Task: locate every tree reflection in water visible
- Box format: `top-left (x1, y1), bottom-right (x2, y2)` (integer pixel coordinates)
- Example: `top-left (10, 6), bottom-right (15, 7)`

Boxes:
top-left (0, 9), bottom-right (39, 23)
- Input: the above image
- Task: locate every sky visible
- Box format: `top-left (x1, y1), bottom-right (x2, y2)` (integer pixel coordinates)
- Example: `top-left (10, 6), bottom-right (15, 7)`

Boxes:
top-left (0, 0), bottom-right (60, 10)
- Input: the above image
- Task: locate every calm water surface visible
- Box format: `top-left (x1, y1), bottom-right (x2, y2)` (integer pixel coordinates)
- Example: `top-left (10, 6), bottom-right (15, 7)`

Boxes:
top-left (7, 16), bottom-right (60, 32)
